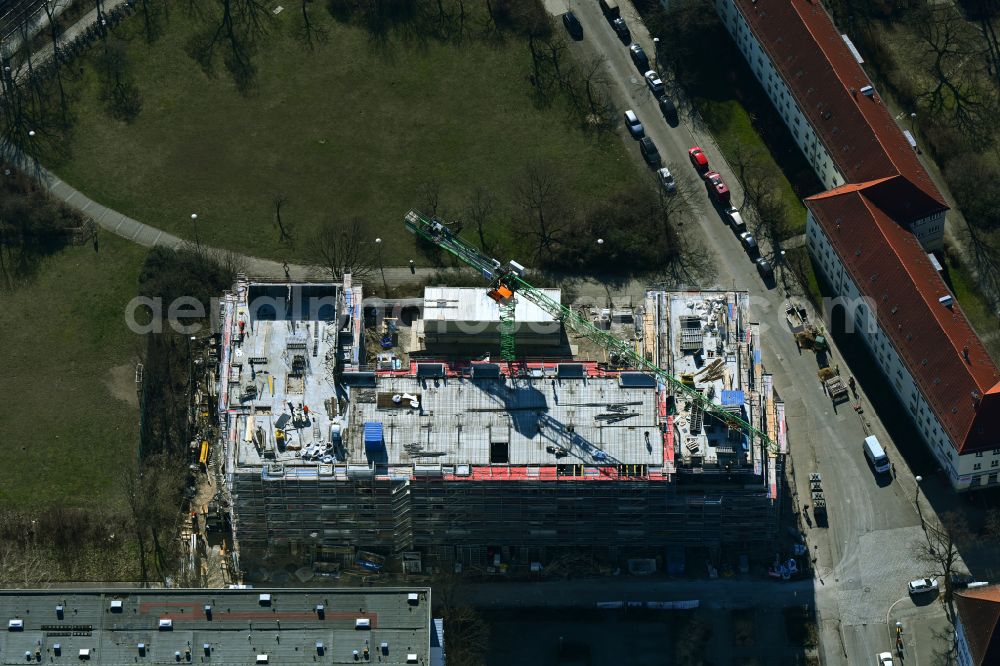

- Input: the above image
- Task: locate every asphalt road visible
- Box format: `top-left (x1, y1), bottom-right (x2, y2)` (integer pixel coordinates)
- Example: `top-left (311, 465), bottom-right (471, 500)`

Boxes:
top-left (554, 1), bottom-right (955, 663)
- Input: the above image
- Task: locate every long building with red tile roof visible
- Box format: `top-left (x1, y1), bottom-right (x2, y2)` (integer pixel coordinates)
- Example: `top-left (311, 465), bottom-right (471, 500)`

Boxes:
top-left (713, 0), bottom-right (1000, 489)
top-left (955, 584), bottom-right (1000, 665)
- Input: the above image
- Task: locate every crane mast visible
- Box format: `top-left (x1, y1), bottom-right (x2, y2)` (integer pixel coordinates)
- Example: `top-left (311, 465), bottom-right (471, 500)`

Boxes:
top-left (404, 209), bottom-right (777, 453)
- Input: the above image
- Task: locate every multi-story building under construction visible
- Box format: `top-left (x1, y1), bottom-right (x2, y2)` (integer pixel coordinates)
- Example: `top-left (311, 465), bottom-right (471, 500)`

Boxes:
top-left (218, 278), bottom-right (785, 573)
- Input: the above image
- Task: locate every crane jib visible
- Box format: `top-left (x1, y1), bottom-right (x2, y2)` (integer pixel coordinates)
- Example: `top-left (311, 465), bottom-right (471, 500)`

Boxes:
top-left (402, 209), bottom-right (777, 454)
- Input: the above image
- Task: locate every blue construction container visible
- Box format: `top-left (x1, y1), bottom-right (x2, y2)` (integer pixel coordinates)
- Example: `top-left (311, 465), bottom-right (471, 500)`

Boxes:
top-left (363, 422), bottom-right (385, 458)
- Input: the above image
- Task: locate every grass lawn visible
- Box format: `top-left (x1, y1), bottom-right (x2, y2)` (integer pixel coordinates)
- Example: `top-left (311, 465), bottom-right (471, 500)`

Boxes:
top-left (941, 251), bottom-right (1000, 360)
top-left (52, 5), bottom-right (638, 265)
top-left (0, 234), bottom-right (146, 509)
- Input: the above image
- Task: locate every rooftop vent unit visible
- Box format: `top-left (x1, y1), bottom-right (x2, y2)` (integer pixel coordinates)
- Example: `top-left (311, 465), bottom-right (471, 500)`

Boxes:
top-left (258, 593), bottom-right (272, 606)
top-left (158, 618), bottom-right (173, 630)
top-left (56, 605), bottom-right (64, 619)
top-left (860, 85), bottom-right (874, 97)
top-left (204, 644), bottom-right (211, 656)
top-left (316, 641), bottom-right (325, 655)
top-left (939, 295), bottom-right (954, 308)
top-left (8, 619), bottom-right (23, 631)
top-left (408, 593), bottom-right (420, 605)
top-left (79, 649), bottom-right (91, 660)
top-left (315, 604), bottom-right (325, 619)
top-left (53, 644), bottom-right (61, 656)
top-left (138, 643), bottom-right (146, 656)
top-left (407, 655), bottom-right (419, 664)
top-left (110, 600), bottom-right (123, 612)
top-left (256, 655), bottom-right (269, 665)
top-left (204, 605), bottom-right (212, 619)
top-left (356, 618), bottom-right (371, 630)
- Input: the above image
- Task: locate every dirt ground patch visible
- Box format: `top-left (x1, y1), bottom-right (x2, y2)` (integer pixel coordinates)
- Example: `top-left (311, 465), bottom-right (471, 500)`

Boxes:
top-left (105, 363), bottom-right (139, 407)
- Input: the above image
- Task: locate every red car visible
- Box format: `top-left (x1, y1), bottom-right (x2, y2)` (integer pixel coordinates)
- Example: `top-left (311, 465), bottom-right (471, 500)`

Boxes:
top-left (705, 171), bottom-right (731, 204)
top-left (688, 146), bottom-right (709, 173)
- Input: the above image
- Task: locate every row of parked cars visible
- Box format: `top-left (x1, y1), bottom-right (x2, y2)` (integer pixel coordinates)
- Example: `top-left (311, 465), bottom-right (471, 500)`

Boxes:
top-left (564, 0), bottom-right (773, 282)
top-left (688, 146), bottom-right (774, 280)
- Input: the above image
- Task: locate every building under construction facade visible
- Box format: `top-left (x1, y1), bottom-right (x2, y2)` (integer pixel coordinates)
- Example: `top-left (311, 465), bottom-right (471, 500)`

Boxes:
top-left (218, 279), bottom-right (785, 572)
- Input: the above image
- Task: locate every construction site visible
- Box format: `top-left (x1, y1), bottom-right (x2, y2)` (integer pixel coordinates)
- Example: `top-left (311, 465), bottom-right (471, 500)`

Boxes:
top-left (204, 212), bottom-right (788, 581)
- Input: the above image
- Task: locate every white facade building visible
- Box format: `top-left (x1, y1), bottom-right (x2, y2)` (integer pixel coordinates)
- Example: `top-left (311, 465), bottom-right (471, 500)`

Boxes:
top-left (710, 0), bottom-right (998, 490)
top-left (807, 209), bottom-right (1000, 490)
top-left (712, 0), bottom-right (948, 250)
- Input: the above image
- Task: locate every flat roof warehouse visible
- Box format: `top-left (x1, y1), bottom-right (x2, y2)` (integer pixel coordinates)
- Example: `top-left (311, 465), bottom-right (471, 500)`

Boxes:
top-left (0, 588), bottom-right (433, 665)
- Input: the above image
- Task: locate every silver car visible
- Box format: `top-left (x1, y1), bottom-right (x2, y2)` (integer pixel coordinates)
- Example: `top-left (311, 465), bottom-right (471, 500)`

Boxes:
top-left (644, 70), bottom-right (665, 96)
top-left (907, 577), bottom-right (939, 595)
top-left (624, 110), bottom-right (644, 139)
top-left (657, 167), bottom-right (676, 193)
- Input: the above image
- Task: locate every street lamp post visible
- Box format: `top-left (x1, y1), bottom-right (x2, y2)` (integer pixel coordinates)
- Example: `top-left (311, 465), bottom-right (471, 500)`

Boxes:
top-left (375, 237), bottom-right (387, 295)
top-left (652, 37), bottom-right (660, 74)
top-left (914, 475), bottom-right (924, 529)
top-left (190, 213), bottom-right (200, 249)
top-left (909, 112), bottom-right (917, 133)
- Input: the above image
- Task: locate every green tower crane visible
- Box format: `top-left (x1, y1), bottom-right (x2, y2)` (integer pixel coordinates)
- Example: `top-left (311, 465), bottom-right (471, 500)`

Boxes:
top-left (404, 209), bottom-right (778, 453)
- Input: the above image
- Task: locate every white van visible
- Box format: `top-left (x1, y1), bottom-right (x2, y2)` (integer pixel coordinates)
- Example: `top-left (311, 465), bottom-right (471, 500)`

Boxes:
top-left (863, 436), bottom-right (890, 474)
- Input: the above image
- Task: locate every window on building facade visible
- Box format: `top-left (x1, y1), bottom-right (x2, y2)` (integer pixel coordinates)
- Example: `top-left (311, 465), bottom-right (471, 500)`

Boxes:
top-left (976, 451), bottom-right (984, 457)
top-left (974, 463), bottom-right (982, 471)
top-left (993, 460), bottom-right (999, 468)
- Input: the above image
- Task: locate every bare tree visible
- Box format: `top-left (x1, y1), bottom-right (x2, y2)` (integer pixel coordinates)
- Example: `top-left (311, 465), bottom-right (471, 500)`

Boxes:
top-left (297, 0), bottom-right (327, 48)
top-left (465, 186), bottom-right (494, 252)
top-left (914, 510), bottom-right (977, 604)
top-left (192, 0), bottom-right (273, 92)
top-left (138, 0), bottom-right (166, 43)
top-left (120, 455), bottom-right (186, 586)
top-left (419, 179), bottom-right (442, 217)
top-left (273, 193), bottom-right (293, 242)
top-left (98, 39), bottom-right (143, 122)
top-left (42, 1), bottom-right (71, 127)
top-left (572, 56), bottom-right (615, 130)
top-left (432, 574), bottom-right (489, 666)
top-left (914, 6), bottom-right (997, 138)
top-left (515, 162), bottom-right (567, 260)
top-left (729, 142), bottom-right (789, 248)
top-left (311, 218), bottom-right (376, 281)
top-left (0, 541), bottom-right (53, 588)
top-left (120, 462), bottom-right (151, 585)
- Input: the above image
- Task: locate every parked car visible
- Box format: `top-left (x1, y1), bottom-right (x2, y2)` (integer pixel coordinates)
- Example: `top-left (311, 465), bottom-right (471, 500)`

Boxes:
top-left (612, 17), bottom-right (631, 43)
top-left (755, 257), bottom-right (773, 280)
top-left (704, 170), bottom-right (731, 204)
top-left (639, 137), bottom-right (661, 166)
top-left (624, 110), bottom-right (644, 139)
top-left (877, 652), bottom-right (895, 666)
top-left (657, 167), bottom-right (676, 193)
top-left (727, 207), bottom-right (747, 232)
top-left (562, 11), bottom-right (583, 40)
top-left (658, 95), bottom-right (678, 124)
top-left (739, 231), bottom-right (759, 256)
top-left (629, 43), bottom-right (649, 72)
top-left (644, 70), bottom-right (665, 96)
top-left (907, 578), bottom-right (939, 596)
top-left (688, 146), bottom-right (709, 173)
